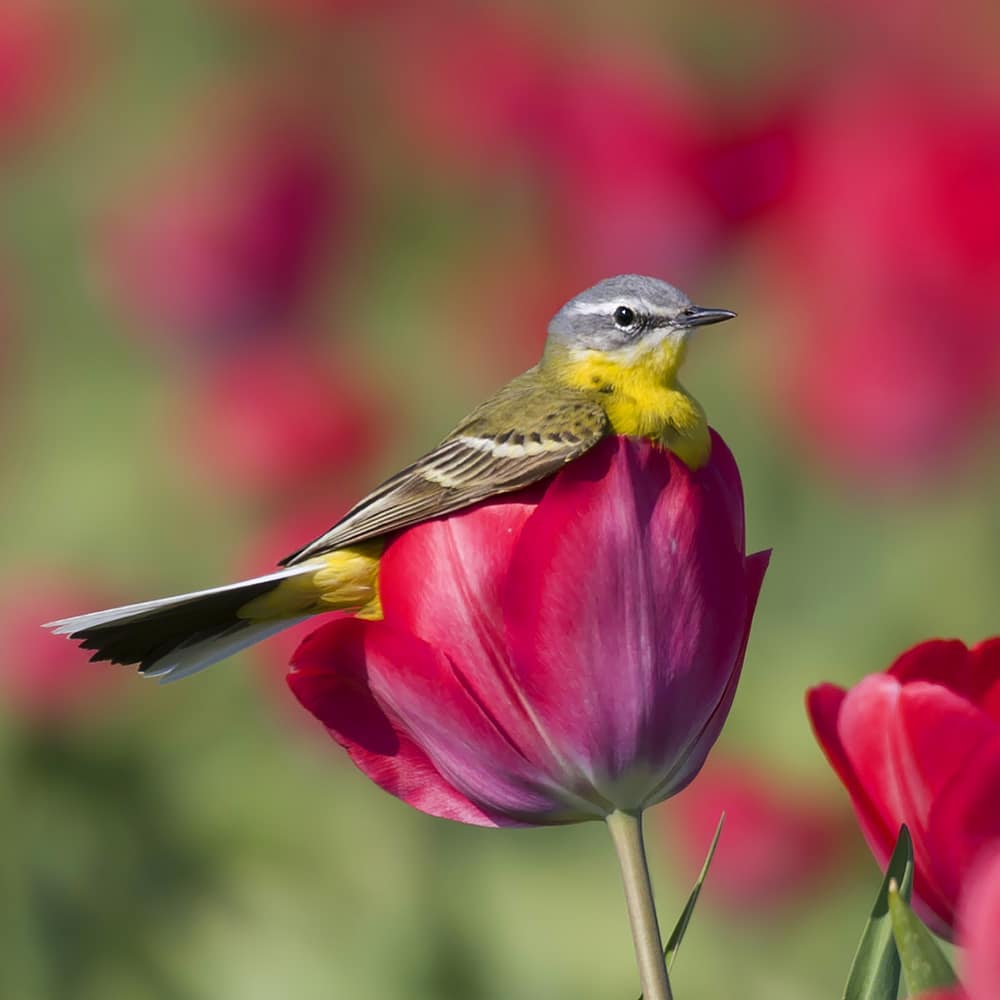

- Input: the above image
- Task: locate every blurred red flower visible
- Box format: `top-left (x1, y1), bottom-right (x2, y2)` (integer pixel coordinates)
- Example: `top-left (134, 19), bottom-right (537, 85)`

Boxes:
top-left (173, 340), bottom-right (385, 500)
top-left (527, 60), bottom-right (718, 283)
top-left (664, 754), bottom-right (851, 910)
top-left (381, 4), bottom-right (719, 281)
top-left (377, 3), bottom-right (549, 176)
top-left (696, 102), bottom-right (805, 229)
top-left (289, 433), bottom-right (768, 826)
top-left (101, 100), bottom-right (344, 351)
top-left (0, 0), bottom-right (87, 150)
top-left (0, 574), bottom-right (121, 723)
top-left (807, 637), bottom-right (1000, 937)
top-left (761, 78), bottom-right (1000, 482)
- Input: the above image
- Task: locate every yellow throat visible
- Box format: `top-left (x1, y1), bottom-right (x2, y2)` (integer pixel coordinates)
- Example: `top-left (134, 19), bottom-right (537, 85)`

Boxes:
top-left (544, 337), bottom-right (710, 469)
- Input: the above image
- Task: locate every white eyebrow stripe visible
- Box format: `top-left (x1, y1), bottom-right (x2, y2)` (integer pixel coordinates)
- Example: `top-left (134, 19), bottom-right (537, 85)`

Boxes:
top-left (568, 299), bottom-right (675, 317)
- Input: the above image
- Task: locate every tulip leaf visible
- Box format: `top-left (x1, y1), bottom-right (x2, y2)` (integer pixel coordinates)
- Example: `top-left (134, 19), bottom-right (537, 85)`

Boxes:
top-left (634, 814), bottom-right (724, 1000)
top-left (664, 812), bottom-right (724, 972)
top-left (887, 882), bottom-right (956, 995)
top-left (842, 825), bottom-right (915, 1000)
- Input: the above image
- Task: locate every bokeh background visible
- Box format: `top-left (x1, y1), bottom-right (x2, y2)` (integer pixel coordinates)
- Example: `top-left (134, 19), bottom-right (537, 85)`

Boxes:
top-left (2, 0), bottom-right (999, 997)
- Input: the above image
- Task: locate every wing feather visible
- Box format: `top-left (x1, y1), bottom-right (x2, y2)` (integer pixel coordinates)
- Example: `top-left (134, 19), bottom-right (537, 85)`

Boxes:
top-left (280, 378), bottom-right (607, 565)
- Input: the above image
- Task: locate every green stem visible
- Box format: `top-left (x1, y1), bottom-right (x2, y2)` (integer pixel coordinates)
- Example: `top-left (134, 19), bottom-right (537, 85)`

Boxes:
top-left (606, 809), bottom-right (673, 1000)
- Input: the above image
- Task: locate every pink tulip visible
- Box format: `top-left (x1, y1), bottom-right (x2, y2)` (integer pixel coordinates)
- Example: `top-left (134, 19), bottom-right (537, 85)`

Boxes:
top-left (807, 638), bottom-right (1000, 937)
top-left (289, 432), bottom-right (768, 826)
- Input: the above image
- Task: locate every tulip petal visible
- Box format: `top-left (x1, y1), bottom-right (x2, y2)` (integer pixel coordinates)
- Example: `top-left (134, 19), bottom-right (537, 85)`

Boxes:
top-left (957, 843), bottom-right (1000, 1000)
top-left (971, 638), bottom-right (1000, 723)
top-left (290, 618), bottom-right (594, 825)
top-left (927, 733), bottom-right (1000, 910)
top-left (704, 428), bottom-right (747, 553)
top-left (289, 622), bottom-right (499, 826)
top-left (806, 683), bottom-right (899, 857)
top-left (377, 488), bottom-right (560, 770)
top-left (890, 638), bottom-right (1000, 714)
top-left (658, 549), bottom-right (769, 801)
top-left (889, 639), bottom-right (970, 686)
top-left (837, 674), bottom-right (998, 933)
top-left (501, 436), bottom-right (752, 808)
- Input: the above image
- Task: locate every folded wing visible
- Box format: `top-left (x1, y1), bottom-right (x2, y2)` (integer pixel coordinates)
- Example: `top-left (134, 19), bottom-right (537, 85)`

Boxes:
top-left (281, 374), bottom-right (608, 565)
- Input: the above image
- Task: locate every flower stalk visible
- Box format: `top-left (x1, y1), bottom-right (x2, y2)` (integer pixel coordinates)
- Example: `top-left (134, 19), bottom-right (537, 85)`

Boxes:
top-left (606, 809), bottom-right (673, 1000)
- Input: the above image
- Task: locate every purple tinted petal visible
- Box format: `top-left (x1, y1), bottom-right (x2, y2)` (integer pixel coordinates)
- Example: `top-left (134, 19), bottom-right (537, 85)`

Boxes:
top-left (704, 428), bottom-right (747, 552)
top-left (502, 437), bottom-right (756, 807)
top-left (291, 618), bottom-right (597, 824)
top-left (649, 549), bottom-right (770, 803)
top-left (377, 488), bottom-right (563, 771)
top-left (289, 622), bottom-right (500, 826)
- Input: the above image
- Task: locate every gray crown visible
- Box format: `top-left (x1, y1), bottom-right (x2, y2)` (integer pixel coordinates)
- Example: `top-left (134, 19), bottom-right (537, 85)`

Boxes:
top-left (547, 275), bottom-right (734, 351)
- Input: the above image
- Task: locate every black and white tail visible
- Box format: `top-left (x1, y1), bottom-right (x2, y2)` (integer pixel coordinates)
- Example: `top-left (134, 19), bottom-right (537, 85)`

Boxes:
top-left (44, 566), bottom-right (315, 683)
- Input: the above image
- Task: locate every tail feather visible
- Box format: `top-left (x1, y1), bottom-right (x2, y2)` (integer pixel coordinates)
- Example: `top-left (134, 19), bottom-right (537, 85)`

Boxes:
top-left (45, 566), bottom-right (315, 682)
top-left (140, 618), bottom-right (308, 683)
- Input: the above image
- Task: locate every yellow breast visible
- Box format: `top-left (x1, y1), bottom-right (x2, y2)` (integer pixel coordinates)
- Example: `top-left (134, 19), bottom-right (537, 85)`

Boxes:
top-left (553, 345), bottom-right (711, 469)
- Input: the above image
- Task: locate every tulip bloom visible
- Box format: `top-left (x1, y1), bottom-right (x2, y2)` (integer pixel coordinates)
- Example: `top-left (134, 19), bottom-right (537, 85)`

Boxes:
top-left (289, 432), bottom-right (768, 826)
top-left (807, 638), bottom-right (1000, 937)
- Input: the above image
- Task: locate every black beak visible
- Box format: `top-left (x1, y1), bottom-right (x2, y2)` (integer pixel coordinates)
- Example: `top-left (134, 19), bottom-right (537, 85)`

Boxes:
top-left (678, 305), bottom-right (737, 328)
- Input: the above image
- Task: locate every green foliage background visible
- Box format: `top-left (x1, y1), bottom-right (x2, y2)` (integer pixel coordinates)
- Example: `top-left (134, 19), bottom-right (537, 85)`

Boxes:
top-left (2, 1), bottom-right (997, 997)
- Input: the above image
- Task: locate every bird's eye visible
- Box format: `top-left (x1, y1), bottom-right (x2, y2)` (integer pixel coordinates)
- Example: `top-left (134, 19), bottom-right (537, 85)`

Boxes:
top-left (613, 306), bottom-right (635, 328)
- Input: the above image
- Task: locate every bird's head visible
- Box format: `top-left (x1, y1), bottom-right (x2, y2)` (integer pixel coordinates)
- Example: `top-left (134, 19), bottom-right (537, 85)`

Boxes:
top-left (544, 274), bottom-right (735, 380)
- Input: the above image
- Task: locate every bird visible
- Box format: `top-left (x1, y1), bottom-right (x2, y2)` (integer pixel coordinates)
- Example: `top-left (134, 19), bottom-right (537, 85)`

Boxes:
top-left (46, 275), bottom-right (735, 682)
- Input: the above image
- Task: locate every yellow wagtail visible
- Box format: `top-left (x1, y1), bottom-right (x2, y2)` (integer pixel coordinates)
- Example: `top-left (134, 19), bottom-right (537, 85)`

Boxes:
top-left (47, 275), bottom-right (735, 681)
